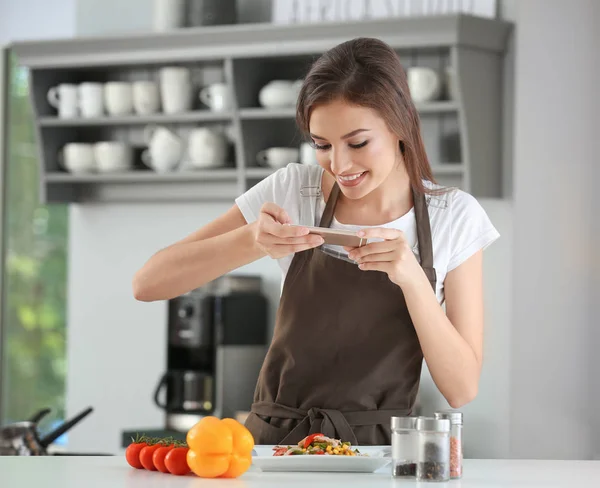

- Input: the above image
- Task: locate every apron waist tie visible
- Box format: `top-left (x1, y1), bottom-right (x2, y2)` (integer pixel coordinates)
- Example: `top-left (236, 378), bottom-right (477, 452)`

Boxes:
top-left (251, 401), bottom-right (411, 446)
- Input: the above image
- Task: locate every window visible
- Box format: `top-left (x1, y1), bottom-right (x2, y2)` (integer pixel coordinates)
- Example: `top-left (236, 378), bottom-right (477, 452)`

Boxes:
top-left (0, 48), bottom-right (69, 441)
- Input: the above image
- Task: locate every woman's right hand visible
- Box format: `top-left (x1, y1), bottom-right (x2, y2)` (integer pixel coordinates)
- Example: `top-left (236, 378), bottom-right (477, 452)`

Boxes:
top-left (254, 202), bottom-right (324, 259)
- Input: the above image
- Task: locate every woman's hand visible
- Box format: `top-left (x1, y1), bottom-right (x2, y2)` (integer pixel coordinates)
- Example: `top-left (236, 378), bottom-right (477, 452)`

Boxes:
top-left (345, 228), bottom-right (424, 289)
top-left (254, 202), bottom-right (324, 259)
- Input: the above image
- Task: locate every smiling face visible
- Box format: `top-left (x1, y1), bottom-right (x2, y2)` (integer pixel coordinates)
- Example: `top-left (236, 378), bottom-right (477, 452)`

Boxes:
top-left (309, 99), bottom-right (404, 201)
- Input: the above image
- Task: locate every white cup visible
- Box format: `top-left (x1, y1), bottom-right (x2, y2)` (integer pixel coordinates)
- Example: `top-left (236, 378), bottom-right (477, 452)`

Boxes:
top-left (256, 147), bottom-right (299, 169)
top-left (143, 125), bottom-right (184, 172)
top-left (93, 142), bottom-right (133, 173)
top-left (78, 82), bottom-right (104, 118)
top-left (133, 81), bottom-right (161, 115)
top-left (300, 142), bottom-right (318, 165)
top-left (407, 67), bottom-right (441, 103)
top-left (199, 83), bottom-right (232, 112)
top-left (104, 82), bottom-right (134, 116)
top-left (47, 84), bottom-right (79, 118)
top-left (59, 143), bottom-right (95, 173)
top-left (159, 67), bottom-right (192, 114)
top-left (188, 127), bottom-right (228, 169)
top-left (153, 0), bottom-right (185, 32)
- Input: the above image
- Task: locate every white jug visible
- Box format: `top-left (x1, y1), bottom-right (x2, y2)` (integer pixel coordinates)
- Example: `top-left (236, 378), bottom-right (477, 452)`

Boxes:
top-left (188, 127), bottom-right (228, 169)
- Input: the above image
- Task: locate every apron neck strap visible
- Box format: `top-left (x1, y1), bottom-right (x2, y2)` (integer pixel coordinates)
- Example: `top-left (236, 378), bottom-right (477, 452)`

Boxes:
top-left (318, 182), bottom-right (434, 269)
top-left (318, 183), bottom-right (341, 227)
top-left (413, 188), bottom-right (434, 269)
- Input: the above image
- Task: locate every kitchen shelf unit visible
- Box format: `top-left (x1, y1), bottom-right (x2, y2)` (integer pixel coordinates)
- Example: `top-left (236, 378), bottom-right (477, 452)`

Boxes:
top-left (12, 14), bottom-right (512, 203)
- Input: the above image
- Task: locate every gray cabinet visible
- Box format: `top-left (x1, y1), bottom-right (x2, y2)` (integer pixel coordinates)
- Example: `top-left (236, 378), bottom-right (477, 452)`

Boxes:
top-left (12, 14), bottom-right (512, 203)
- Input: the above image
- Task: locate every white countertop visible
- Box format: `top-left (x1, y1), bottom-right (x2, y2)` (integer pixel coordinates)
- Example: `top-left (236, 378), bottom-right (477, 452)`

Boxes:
top-left (1, 455), bottom-right (599, 488)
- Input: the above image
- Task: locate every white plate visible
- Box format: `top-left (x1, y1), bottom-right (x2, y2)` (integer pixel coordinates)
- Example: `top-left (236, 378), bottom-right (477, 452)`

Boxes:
top-left (251, 445), bottom-right (391, 473)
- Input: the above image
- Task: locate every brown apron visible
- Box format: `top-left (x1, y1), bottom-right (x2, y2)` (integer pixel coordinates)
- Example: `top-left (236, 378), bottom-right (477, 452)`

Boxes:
top-left (245, 183), bottom-right (437, 446)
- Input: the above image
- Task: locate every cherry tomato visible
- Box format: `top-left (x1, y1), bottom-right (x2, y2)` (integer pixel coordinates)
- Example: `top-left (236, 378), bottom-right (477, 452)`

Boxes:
top-left (139, 444), bottom-right (161, 470)
top-left (125, 442), bottom-right (147, 469)
top-left (165, 447), bottom-right (190, 476)
top-left (152, 445), bottom-right (174, 473)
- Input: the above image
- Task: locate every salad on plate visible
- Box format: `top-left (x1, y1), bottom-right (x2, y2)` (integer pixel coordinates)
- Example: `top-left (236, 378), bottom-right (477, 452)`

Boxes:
top-left (272, 433), bottom-right (364, 456)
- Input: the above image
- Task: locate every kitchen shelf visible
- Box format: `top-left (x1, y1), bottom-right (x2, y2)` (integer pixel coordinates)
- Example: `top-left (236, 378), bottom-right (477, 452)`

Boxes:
top-left (38, 111), bottom-right (233, 127)
top-left (415, 101), bottom-right (459, 113)
top-left (245, 167), bottom-right (277, 179)
top-left (431, 163), bottom-right (464, 174)
top-left (45, 168), bottom-right (239, 183)
top-left (239, 102), bottom-right (458, 121)
top-left (239, 108), bottom-right (296, 120)
top-left (11, 14), bottom-right (512, 203)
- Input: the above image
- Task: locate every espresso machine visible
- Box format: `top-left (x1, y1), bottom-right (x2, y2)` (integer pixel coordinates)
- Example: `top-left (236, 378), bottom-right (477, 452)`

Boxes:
top-left (153, 275), bottom-right (268, 432)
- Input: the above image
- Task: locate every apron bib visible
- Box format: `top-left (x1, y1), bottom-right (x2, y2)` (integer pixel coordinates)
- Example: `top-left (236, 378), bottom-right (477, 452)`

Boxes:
top-left (245, 183), bottom-right (436, 446)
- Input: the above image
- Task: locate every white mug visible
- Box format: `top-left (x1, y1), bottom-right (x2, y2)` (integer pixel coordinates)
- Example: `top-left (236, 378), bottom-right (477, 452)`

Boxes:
top-left (407, 67), bottom-right (441, 103)
top-left (300, 142), bottom-right (318, 165)
top-left (104, 82), bottom-right (134, 116)
top-left (199, 83), bottom-right (232, 112)
top-left (159, 67), bottom-right (192, 114)
top-left (59, 143), bottom-right (95, 173)
top-left (188, 127), bottom-right (228, 169)
top-left (133, 81), bottom-right (161, 115)
top-left (143, 125), bottom-right (184, 172)
top-left (93, 142), bottom-right (133, 173)
top-left (47, 84), bottom-right (78, 118)
top-left (153, 0), bottom-right (185, 32)
top-left (256, 147), bottom-right (299, 169)
top-left (78, 82), bottom-right (104, 118)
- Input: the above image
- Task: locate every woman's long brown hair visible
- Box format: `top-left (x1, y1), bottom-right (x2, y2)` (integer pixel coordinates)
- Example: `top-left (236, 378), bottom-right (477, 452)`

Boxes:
top-left (296, 37), bottom-right (437, 195)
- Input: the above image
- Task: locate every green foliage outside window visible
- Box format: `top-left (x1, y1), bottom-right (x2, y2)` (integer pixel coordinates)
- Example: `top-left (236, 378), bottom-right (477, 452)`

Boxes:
top-left (1, 52), bottom-right (69, 436)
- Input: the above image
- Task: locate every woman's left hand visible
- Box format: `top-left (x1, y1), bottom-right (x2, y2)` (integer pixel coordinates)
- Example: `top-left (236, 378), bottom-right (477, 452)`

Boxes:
top-left (345, 228), bottom-right (424, 289)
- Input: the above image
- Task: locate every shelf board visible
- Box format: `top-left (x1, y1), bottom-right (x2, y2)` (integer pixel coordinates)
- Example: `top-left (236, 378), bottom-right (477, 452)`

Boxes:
top-left (239, 102), bottom-right (457, 121)
top-left (239, 108), bottom-right (296, 120)
top-left (12, 15), bottom-right (513, 69)
top-left (431, 164), bottom-right (464, 175)
top-left (245, 167), bottom-right (277, 178)
top-left (38, 111), bottom-right (233, 127)
top-left (45, 168), bottom-right (238, 183)
top-left (415, 101), bottom-right (459, 113)
top-left (245, 165), bottom-right (462, 180)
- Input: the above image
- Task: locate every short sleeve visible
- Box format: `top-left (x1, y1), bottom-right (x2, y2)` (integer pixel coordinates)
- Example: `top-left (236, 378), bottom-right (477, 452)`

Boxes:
top-left (234, 163), bottom-right (305, 225)
top-left (447, 190), bottom-right (500, 272)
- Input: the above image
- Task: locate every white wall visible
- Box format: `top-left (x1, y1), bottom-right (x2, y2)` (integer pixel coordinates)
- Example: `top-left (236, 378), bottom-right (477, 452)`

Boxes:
top-left (509, 0), bottom-right (596, 460)
top-left (588, 0), bottom-right (599, 462)
top-left (594, 4), bottom-right (600, 457)
top-left (66, 203), bottom-right (282, 453)
top-left (75, 0), bottom-right (272, 36)
top-left (0, 0), bottom-right (75, 44)
top-left (417, 200), bottom-right (513, 459)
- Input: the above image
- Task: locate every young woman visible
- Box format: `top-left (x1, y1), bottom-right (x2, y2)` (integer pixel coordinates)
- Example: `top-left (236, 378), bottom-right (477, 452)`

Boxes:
top-left (133, 37), bottom-right (499, 446)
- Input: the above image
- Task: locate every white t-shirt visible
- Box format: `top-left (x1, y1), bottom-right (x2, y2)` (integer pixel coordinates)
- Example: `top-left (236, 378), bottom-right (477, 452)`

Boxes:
top-left (235, 163), bottom-right (500, 303)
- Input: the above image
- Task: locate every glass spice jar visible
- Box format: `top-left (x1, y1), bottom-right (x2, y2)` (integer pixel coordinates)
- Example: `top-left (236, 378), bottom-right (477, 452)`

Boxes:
top-left (434, 410), bottom-right (463, 479)
top-left (415, 417), bottom-right (451, 482)
top-left (390, 416), bottom-right (418, 478)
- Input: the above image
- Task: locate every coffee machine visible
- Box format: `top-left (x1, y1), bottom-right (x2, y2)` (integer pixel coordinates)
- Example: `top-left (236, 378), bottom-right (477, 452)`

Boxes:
top-left (153, 275), bottom-right (268, 431)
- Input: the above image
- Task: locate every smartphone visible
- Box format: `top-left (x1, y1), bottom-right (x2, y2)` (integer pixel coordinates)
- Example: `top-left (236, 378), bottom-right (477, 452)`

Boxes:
top-left (291, 225), bottom-right (366, 248)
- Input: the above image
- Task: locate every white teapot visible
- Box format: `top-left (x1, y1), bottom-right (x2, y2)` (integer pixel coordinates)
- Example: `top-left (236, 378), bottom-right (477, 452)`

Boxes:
top-left (258, 80), bottom-right (303, 108)
top-left (187, 127), bottom-right (228, 169)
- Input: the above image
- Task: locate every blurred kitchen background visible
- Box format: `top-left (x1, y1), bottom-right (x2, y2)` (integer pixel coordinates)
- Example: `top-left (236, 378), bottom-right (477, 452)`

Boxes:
top-left (0, 0), bottom-right (597, 461)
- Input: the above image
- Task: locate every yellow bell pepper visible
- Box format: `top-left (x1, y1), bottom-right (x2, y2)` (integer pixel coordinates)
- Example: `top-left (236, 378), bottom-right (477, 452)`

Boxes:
top-left (186, 416), bottom-right (254, 478)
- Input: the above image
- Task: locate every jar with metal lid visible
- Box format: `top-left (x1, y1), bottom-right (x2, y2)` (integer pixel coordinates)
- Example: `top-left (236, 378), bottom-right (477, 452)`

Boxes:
top-left (390, 416), bottom-right (418, 477)
top-left (434, 410), bottom-right (463, 478)
top-left (415, 417), bottom-right (451, 482)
